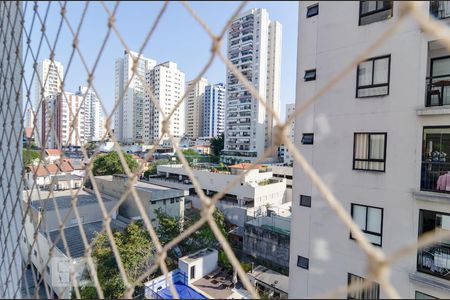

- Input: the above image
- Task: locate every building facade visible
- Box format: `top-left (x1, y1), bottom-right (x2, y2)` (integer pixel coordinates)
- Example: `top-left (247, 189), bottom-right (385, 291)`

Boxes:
top-left (114, 50), bottom-right (156, 144)
top-left (223, 8), bottom-right (282, 163)
top-left (289, 2), bottom-right (450, 299)
top-left (203, 83), bottom-right (225, 137)
top-left (144, 61), bottom-right (185, 145)
top-left (76, 86), bottom-right (104, 142)
top-left (34, 59), bottom-right (64, 148)
top-left (185, 77), bottom-right (208, 139)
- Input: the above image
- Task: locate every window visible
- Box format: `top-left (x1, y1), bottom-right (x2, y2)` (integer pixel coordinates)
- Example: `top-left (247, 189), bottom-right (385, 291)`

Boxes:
top-left (47, 266), bottom-right (50, 275)
top-left (301, 133), bottom-right (314, 145)
top-left (297, 256), bottom-right (309, 269)
top-left (415, 291), bottom-right (438, 299)
top-left (306, 4), bottom-right (319, 18)
top-left (353, 133), bottom-right (387, 172)
top-left (304, 69), bottom-right (316, 81)
top-left (33, 249), bottom-right (37, 257)
top-left (347, 273), bottom-right (380, 299)
top-left (151, 200), bottom-right (156, 205)
top-left (417, 210), bottom-right (450, 280)
top-left (427, 56), bottom-right (450, 107)
top-left (300, 195), bottom-right (311, 207)
top-left (356, 55), bottom-right (390, 98)
top-left (359, 1), bottom-right (393, 26)
top-left (351, 204), bottom-right (383, 246)
top-left (421, 127), bottom-right (450, 193)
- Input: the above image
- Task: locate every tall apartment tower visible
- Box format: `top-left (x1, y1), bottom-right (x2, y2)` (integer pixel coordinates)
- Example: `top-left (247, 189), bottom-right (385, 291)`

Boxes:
top-left (40, 92), bottom-right (86, 149)
top-left (34, 59), bottom-right (64, 147)
top-left (289, 2), bottom-right (450, 299)
top-left (185, 77), bottom-right (208, 139)
top-left (114, 50), bottom-right (156, 144)
top-left (223, 8), bottom-right (282, 162)
top-left (25, 107), bottom-right (35, 129)
top-left (77, 86), bottom-right (104, 142)
top-left (203, 83), bottom-right (225, 137)
top-left (283, 103), bottom-right (295, 165)
top-left (144, 61), bottom-right (185, 145)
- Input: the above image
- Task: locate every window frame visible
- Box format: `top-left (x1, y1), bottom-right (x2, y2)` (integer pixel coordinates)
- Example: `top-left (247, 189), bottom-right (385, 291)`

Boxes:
top-left (355, 55), bottom-right (391, 98)
top-left (353, 132), bottom-right (387, 172)
top-left (304, 69), bottom-right (316, 82)
top-left (415, 291), bottom-right (438, 299)
top-left (350, 203), bottom-right (384, 247)
top-left (358, 1), bottom-right (393, 26)
top-left (297, 255), bottom-right (309, 269)
top-left (301, 133), bottom-right (314, 145)
top-left (300, 195), bottom-right (312, 208)
top-left (306, 3), bottom-right (319, 18)
top-left (347, 273), bottom-right (380, 299)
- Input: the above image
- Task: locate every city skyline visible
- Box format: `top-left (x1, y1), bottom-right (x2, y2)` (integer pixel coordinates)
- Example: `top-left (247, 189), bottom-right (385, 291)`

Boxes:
top-left (22, 2), bottom-right (298, 125)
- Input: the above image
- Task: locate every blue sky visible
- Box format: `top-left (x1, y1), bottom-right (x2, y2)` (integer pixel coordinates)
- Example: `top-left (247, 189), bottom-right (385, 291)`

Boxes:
top-left (24, 1), bottom-right (298, 121)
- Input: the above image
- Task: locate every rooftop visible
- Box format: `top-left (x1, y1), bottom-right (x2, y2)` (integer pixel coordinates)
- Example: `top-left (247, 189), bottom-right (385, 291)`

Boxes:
top-left (45, 149), bottom-right (62, 156)
top-left (28, 189), bottom-right (115, 212)
top-left (48, 220), bottom-right (126, 258)
top-left (247, 265), bottom-right (289, 294)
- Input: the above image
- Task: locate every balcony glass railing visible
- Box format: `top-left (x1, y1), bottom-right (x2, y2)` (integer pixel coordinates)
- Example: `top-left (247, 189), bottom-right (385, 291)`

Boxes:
top-left (421, 127), bottom-right (450, 194)
top-left (426, 76), bottom-right (450, 107)
top-left (421, 161), bottom-right (450, 193)
top-left (417, 244), bottom-right (450, 280)
top-left (430, 0), bottom-right (450, 19)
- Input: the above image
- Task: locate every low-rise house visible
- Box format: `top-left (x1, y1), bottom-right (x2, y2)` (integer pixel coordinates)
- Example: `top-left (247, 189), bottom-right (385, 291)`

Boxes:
top-left (94, 174), bottom-right (186, 223)
top-left (25, 160), bottom-right (82, 191)
top-left (247, 265), bottom-right (288, 299)
top-left (45, 149), bottom-right (62, 163)
top-left (20, 189), bottom-right (122, 298)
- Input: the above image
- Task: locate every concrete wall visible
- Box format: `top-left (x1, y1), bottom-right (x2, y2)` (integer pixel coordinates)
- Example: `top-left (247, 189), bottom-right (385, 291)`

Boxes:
top-left (0, 2), bottom-right (23, 296)
top-left (178, 248), bottom-right (218, 284)
top-left (243, 216), bottom-right (290, 268)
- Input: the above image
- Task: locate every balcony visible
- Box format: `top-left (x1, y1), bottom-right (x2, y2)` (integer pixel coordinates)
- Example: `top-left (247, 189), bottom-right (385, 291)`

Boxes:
top-left (426, 76), bottom-right (450, 107)
top-left (417, 210), bottom-right (450, 281)
top-left (430, 1), bottom-right (450, 20)
top-left (421, 127), bottom-right (450, 194)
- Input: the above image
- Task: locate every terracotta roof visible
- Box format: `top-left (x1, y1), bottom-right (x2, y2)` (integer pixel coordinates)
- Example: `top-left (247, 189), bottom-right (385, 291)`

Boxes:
top-left (56, 161), bottom-right (74, 172)
top-left (229, 163), bottom-right (263, 170)
top-left (45, 149), bottom-right (61, 156)
top-left (24, 128), bottom-right (33, 139)
top-left (29, 164), bottom-right (59, 177)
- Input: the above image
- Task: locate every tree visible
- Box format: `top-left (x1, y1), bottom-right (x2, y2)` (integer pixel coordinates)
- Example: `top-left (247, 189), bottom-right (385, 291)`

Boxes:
top-left (154, 208), bottom-right (228, 257)
top-left (181, 149), bottom-right (200, 156)
top-left (143, 159), bottom-right (169, 178)
top-left (23, 149), bottom-right (41, 167)
top-left (210, 133), bottom-right (224, 156)
top-left (79, 222), bottom-right (155, 299)
top-left (92, 151), bottom-right (139, 176)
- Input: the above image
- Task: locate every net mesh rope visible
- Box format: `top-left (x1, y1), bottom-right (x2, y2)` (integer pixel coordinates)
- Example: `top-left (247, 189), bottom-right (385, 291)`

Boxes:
top-left (0, 1), bottom-right (448, 299)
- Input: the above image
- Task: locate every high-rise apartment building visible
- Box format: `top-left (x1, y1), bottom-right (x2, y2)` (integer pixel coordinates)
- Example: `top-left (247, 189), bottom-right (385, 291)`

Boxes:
top-left (282, 103), bottom-right (295, 165)
top-left (25, 107), bottom-right (35, 129)
top-left (185, 77), bottom-right (208, 139)
top-left (223, 8), bottom-right (282, 163)
top-left (77, 86), bottom-right (104, 142)
top-left (40, 92), bottom-right (85, 149)
top-left (144, 61), bottom-right (185, 145)
top-left (203, 83), bottom-right (225, 137)
top-left (34, 59), bottom-right (64, 147)
top-left (114, 50), bottom-right (156, 144)
top-left (289, 2), bottom-right (450, 299)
